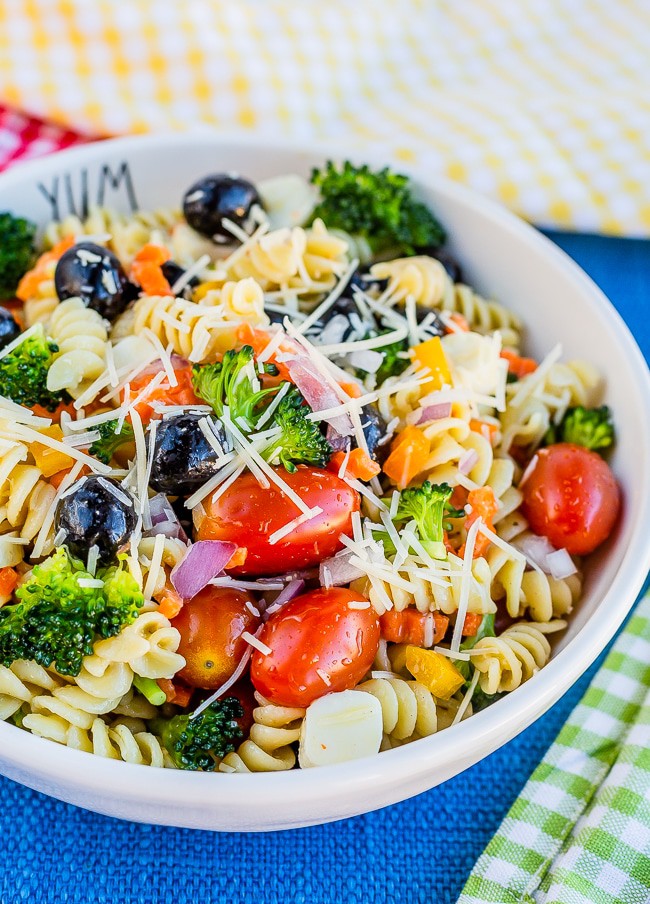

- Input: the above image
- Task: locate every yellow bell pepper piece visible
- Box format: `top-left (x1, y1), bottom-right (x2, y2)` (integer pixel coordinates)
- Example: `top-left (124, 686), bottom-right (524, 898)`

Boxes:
top-left (405, 645), bottom-right (465, 700)
top-left (412, 336), bottom-right (452, 391)
top-left (31, 425), bottom-right (75, 478)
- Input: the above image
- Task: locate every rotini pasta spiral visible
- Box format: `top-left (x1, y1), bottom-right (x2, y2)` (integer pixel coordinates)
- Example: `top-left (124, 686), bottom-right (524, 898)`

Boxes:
top-left (0, 435), bottom-right (57, 546)
top-left (21, 257), bottom-right (59, 327)
top-left (226, 220), bottom-right (348, 292)
top-left (356, 676), bottom-right (438, 745)
top-left (499, 359), bottom-right (601, 454)
top-left (218, 694), bottom-right (305, 773)
top-left (352, 553), bottom-right (494, 617)
top-left (0, 660), bottom-right (60, 720)
top-left (43, 206), bottom-right (184, 267)
top-left (371, 256), bottom-right (522, 348)
top-left (93, 610), bottom-right (185, 680)
top-left (471, 620), bottom-right (566, 695)
top-left (45, 298), bottom-right (108, 397)
top-left (125, 281), bottom-right (265, 362)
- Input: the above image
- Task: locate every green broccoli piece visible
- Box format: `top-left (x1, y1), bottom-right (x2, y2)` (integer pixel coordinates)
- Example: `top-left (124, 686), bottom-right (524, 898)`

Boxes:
top-left (0, 212), bottom-right (36, 298)
top-left (0, 547), bottom-right (143, 675)
top-left (374, 335), bottom-right (410, 385)
top-left (309, 161), bottom-right (446, 256)
top-left (151, 698), bottom-right (244, 770)
top-left (261, 387), bottom-right (332, 473)
top-left (545, 405), bottom-right (615, 453)
top-left (0, 324), bottom-right (66, 410)
top-left (192, 345), bottom-right (278, 430)
top-left (89, 419), bottom-right (135, 463)
top-left (391, 481), bottom-right (456, 560)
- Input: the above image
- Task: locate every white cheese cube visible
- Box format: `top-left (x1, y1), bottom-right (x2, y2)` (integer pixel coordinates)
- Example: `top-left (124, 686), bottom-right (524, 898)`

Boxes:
top-left (298, 690), bottom-right (383, 768)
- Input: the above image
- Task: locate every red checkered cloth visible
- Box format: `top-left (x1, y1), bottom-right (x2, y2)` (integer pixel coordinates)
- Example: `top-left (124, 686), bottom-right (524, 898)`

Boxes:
top-left (0, 104), bottom-right (86, 172)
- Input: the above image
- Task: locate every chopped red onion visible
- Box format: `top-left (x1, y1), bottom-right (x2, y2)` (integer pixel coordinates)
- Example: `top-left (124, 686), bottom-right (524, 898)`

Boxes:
top-left (546, 548), bottom-right (578, 580)
top-left (326, 423), bottom-right (352, 453)
top-left (147, 520), bottom-right (188, 541)
top-left (147, 493), bottom-right (188, 541)
top-left (515, 533), bottom-right (557, 572)
top-left (458, 449), bottom-right (479, 475)
top-left (273, 578), bottom-right (305, 607)
top-left (419, 402), bottom-right (452, 423)
top-left (171, 540), bottom-right (238, 599)
top-left (319, 550), bottom-right (366, 587)
top-left (286, 355), bottom-right (354, 436)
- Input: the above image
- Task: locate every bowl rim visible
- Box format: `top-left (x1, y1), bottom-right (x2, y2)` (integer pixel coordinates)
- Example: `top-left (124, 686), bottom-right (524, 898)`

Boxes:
top-left (1, 131), bottom-right (649, 818)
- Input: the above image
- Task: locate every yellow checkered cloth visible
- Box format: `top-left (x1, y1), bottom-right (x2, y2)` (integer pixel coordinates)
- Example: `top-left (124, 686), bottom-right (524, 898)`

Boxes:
top-left (0, 0), bottom-right (648, 235)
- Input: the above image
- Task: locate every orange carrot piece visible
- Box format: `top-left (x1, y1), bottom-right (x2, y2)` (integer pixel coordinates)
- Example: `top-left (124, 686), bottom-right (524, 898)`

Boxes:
top-left (157, 678), bottom-right (193, 708)
top-left (48, 464), bottom-right (90, 490)
top-left (500, 348), bottom-right (537, 379)
top-left (459, 486), bottom-right (499, 558)
top-left (156, 587), bottom-right (184, 620)
top-left (462, 612), bottom-right (483, 637)
top-left (131, 243), bottom-right (173, 296)
top-left (0, 567), bottom-right (19, 598)
top-left (16, 235), bottom-right (74, 301)
top-left (339, 380), bottom-right (363, 399)
top-left (446, 312), bottom-right (470, 332)
top-left (382, 425), bottom-right (429, 489)
top-left (469, 418), bottom-right (499, 446)
top-left (328, 448), bottom-right (380, 481)
top-left (380, 609), bottom-right (449, 647)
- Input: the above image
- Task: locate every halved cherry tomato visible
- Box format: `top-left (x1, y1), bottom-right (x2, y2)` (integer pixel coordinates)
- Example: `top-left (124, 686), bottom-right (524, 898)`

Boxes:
top-left (195, 465), bottom-right (360, 576)
top-left (127, 357), bottom-right (203, 425)
top-left (171, 586), bottom-right (261, 689)
top-left (250, 587), bottom-right (380, 707)
top-left (521, 442), bottom-right (620, 555)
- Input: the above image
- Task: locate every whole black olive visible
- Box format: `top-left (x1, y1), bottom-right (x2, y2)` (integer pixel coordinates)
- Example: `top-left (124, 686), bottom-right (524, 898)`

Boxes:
top-left (54, 242), bottom-right (137, 321)
top-left (182, 174), bottom-right (263, 242)
top-left (161, 260), bottom-right (200, 298)
top-left (361, 405), bottom-right (390, 465)
top-left (55, 475), bottom-right (137, 564)
top-left (149, 413), bottom-right (227, 495)
top-left (346, 269), bottom-right (389, 297)
top-left (0, 306), bottom-right (21, 351)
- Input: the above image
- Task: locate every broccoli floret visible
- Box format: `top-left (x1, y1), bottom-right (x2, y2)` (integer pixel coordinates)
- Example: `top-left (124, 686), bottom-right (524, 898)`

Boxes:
top-left (261, 387), bottom-right (333, 473)
top-left (392, 481), bottom-right (455, 559)
top-left (192, 346), bottom-right (278, 429)
top-left (0, 547), bottom-right (143, 675)
top-left (374, 335), bottom-right (410, 385)
top-left (309, 161), bottom-right (446, 256)
top-left (0, 212), bottom-right (36, 298)
top-left (151, 698), bottom-right (244, 770)
top-left (89, 419), bottom-right (135, 463)
top-left (0, 325), bottom-right (66, 410)
top-left (545, 405), bottom-right (615, 453)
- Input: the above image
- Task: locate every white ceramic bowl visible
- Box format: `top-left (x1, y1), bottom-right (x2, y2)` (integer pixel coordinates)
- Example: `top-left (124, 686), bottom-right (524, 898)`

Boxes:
top-left (1, 134), bottom-right (649, 831)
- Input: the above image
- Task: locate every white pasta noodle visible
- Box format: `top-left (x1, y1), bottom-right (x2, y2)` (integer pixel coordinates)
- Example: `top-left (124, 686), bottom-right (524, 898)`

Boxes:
top-left (46, 298), bottom-right (108, 397)
top-left (472, 620), bottom-right (566, 695)
top-left (218, 694), bottom-right (305, 773)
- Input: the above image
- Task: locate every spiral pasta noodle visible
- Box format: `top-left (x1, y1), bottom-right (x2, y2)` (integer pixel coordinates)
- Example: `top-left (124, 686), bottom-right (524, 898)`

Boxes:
top-left (0, 660), bottom-right (61, 721)
top-left (499, 359), bottom-right (601, 454)
top-left (371, 256), bottom-right (522, 348)
top-left (21, 258), bottom-right (59, 327)
top-left (352, 553), bottom-right (494, 617)
top-left (92, 611), bottom-right (185, 680)
top-left (227, 220), bottom-right (349, 293)
top-left (45, 297), bottom-right (108, 397)
top-left (0, 435), bottom-right (57, 546)
top-left (471, 620), bottom-right (566, 695)
top-left (357, 676), bottom-right (438, 745)
top-left (218, 695), bottom-right (305, 772)
top-left (126, 281), bottom-right (266, 362)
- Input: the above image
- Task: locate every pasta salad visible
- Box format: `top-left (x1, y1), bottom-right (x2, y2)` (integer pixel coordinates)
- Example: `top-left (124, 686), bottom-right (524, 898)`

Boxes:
top-left (0, 162), bottom-right (620, 771)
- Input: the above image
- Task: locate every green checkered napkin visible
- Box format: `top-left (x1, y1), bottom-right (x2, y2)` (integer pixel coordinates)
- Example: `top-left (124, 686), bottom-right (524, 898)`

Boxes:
top-left (459, 591), bottom-right (650, 904)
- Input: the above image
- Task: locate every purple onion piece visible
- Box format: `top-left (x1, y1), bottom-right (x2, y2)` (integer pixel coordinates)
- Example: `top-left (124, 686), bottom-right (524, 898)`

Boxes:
top-left (171, 540), bottom-right (238, 600)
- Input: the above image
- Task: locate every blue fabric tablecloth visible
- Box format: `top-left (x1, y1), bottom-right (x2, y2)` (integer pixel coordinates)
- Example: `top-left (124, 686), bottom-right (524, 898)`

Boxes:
top-left (1, 231), bottom-right (648, 904)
